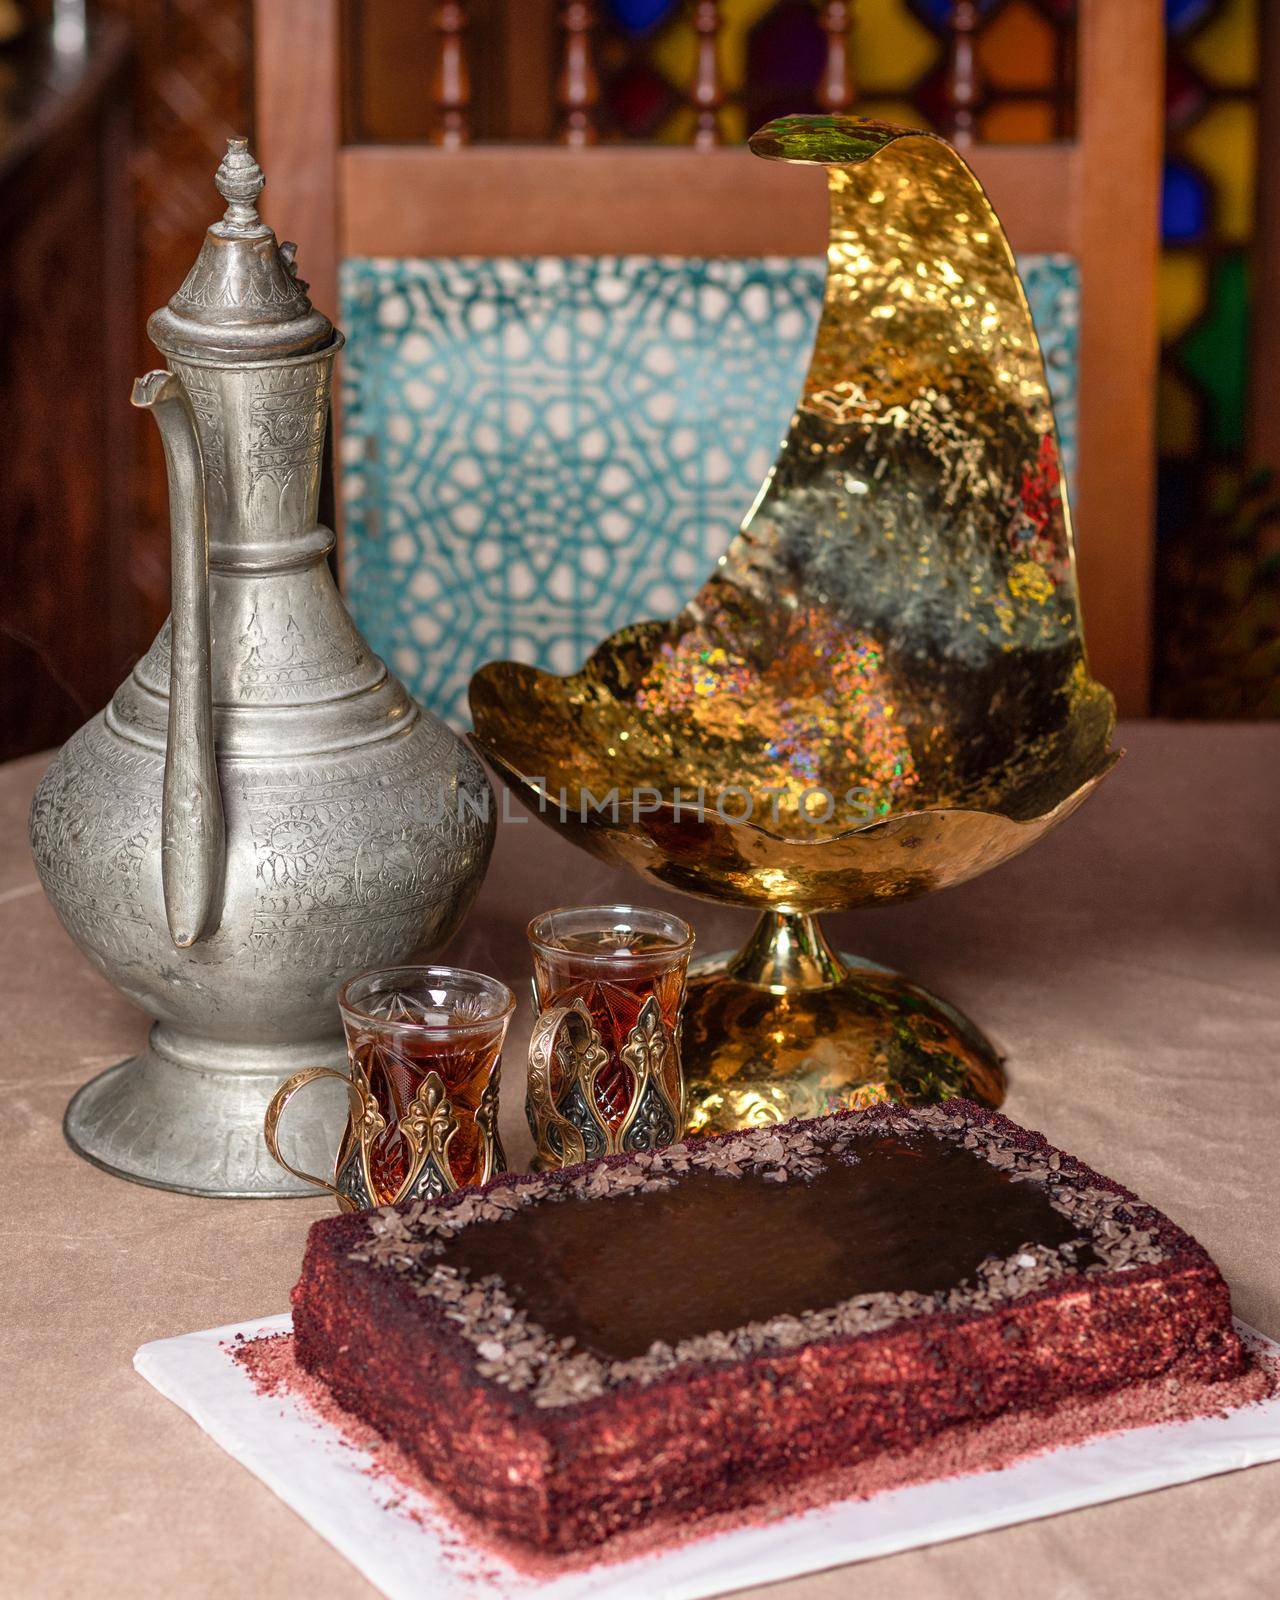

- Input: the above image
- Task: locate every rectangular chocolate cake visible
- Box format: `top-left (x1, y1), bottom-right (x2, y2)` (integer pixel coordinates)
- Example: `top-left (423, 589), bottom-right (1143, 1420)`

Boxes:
top-left (292, 1101), bottom-right (1244, 1553)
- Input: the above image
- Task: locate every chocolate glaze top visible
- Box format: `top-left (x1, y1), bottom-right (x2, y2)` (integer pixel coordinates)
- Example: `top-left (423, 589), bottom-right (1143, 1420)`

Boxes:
top-left (343, 1101), bottom-right (1190, 1409)
top-left (439, 1133), bottom-right (1092, 1361)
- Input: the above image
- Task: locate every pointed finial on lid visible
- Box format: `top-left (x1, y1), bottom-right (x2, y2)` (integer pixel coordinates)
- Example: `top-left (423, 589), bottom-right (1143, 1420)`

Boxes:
top-left (215, 137), bottom-right (266, 231)
top-left (146, 136), bottom-right (334, 362)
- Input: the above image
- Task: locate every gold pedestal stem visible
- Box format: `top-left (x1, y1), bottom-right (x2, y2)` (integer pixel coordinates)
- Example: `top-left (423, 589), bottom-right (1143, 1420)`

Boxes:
top-left (725, 911), bottom-right (848, 992)
top-left (681, 910), bottom-right (1005, 1136)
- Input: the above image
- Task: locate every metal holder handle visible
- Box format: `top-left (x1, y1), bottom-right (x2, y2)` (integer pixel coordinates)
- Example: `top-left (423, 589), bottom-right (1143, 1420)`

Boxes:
top-left (527, 999), bottom-right (607, 1169)
top-left (263, 1066), bottom-right (372, 1203)
top-left (131, 369), bottom-right (225, 949)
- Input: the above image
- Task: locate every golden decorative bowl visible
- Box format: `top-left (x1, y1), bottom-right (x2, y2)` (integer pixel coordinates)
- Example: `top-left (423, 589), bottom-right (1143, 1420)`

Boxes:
top-left (470, 115), bottom-right (1119, 1135)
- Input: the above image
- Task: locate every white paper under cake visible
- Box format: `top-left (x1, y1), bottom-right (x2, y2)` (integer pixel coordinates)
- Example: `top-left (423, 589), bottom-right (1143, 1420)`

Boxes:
top-left (135, 1315), bottom-right (1280, 1600)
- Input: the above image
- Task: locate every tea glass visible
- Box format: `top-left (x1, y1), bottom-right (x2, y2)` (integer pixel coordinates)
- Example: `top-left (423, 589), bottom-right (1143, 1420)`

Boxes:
top-left (526, 904), bottom-right (694, 1168)
top-left (264, 966), bottom-right (514, 1210)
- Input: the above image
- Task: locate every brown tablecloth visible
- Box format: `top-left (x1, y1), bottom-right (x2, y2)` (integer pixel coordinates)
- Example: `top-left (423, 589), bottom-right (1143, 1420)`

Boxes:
top-left (5, 722), bottom-right (1280, 1598)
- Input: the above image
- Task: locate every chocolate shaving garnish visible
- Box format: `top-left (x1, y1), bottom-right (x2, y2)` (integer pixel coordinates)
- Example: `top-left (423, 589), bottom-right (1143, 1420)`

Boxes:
top-left (345, 1103), bottom-right (1176, 1407)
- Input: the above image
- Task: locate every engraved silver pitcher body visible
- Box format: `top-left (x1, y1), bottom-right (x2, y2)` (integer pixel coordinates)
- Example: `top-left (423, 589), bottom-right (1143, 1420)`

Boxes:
top-left (28, 141), bottom-right (494, 1197)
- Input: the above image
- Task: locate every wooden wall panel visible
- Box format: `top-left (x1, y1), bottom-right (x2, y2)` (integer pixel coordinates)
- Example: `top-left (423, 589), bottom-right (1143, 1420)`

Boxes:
top-left (1073, 0), bottom-right (1162, 714)
top-left (253, 0), bottom-right (340, 319)
top-left (97, 0), bottom-right (255, 645)
top-left (0, 25), bottom-right (134, 760)
top-left (339, 142), bottom-right (1076, 259)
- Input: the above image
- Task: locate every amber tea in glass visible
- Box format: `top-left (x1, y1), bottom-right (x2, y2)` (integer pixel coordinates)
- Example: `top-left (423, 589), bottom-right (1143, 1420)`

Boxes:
top-left (264, 966), bottom-right (514, 1210)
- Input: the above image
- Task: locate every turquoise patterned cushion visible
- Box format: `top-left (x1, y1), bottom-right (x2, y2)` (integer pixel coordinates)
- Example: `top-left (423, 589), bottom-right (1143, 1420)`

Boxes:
top-left (340, 254), bottom-right (1078, 726)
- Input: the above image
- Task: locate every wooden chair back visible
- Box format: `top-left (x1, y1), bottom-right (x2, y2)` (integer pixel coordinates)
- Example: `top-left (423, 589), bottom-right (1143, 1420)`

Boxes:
top-left (254, 0), bottom-right (1161, 714)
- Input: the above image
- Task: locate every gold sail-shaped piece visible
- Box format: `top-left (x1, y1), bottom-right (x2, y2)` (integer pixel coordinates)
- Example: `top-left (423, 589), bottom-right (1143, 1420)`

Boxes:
top-left (471, 116), bottom-right (1119, 1130)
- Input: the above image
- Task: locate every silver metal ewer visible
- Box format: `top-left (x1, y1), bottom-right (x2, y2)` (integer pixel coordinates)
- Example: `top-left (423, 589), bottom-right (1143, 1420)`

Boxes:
top-left (29, 140), bottom-right (494, 1197)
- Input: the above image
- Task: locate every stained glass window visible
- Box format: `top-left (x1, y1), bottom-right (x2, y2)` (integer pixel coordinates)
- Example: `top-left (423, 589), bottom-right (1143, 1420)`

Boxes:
top-left (1157, 0), bottom-right (1273, 714)
top-left (595, 1), bottom-right (1076, 145)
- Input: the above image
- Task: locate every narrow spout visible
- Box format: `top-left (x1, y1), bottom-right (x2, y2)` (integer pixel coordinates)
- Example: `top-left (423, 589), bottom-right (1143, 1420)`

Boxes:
top-left (132, 370), bottom-right (226, 947)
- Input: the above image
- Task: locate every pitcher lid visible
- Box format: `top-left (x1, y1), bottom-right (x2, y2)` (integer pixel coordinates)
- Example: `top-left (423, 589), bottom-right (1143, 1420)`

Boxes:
top-left (147, 138), bottom-right (335, 363)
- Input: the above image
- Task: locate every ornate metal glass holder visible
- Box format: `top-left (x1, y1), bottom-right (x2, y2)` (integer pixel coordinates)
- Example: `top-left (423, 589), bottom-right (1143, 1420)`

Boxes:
top-left (264, 966), bottom-right (512, 1211)
top-left (525, 904), bottom-right (691, 1165)
top-left (470, 115), bottom-right (1119, 1136)
top-left (527, 996), bottom-right (684, 1166)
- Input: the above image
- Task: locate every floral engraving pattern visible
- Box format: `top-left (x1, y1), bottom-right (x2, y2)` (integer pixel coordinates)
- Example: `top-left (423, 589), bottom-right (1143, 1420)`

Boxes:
top-left (248, 369), bottom-right (327, 492)
top-left (237, 606), bottom-right (366, 703)
top-left (30, 710), bottom-right (492, 990)
top-left (29, 717), bottom-right (162, 947)
top-left (173, 248), bottom-right (303, 314)
top-left (180, 368), bottom-right (227, 490)
top-left (243, 719), bottom-right (490, 960)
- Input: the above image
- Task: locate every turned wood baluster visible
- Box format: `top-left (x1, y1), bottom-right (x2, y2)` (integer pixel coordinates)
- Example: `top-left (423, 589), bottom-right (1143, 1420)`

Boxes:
top-left (558, 1), bottom-right (600, 147)
top-left (432, 0), bottom-right (471, 148)
top-left (818, 1), bottom-right (855, 116)
top-left (947, 0), bottom-right (979, 147)
top-left (691, 0), bottom-right (723, 149)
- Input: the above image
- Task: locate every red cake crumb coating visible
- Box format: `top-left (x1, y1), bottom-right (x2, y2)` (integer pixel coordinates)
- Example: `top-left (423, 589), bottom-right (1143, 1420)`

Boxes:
top-left (234, 1329), bottom-right (1275, 1582)
top-left (292, 1101), bottom-right (1245, 1554)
